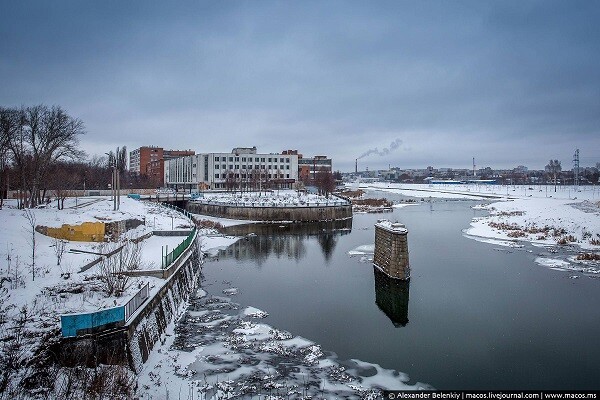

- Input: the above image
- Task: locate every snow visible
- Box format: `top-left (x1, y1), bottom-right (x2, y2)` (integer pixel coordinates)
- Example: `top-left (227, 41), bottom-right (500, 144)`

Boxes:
top-left (361, 181), bottom-right (600, 202)
top-left (375, 219), bottom-right (408, 233)
top-left (465, 197), bottom-right (600, 251)
top-left (358, 183), bottom-right (600, 252)
top-left (139, 235), bottom-right (190, 269)
top-left (348, 244), bottom-right (375, 256)
top-left (200, 234), bottom-right (241, 256)
top-left (194, 189), bottom-right (349, 207)
top-left (0, 195), bottom-right (246, 397)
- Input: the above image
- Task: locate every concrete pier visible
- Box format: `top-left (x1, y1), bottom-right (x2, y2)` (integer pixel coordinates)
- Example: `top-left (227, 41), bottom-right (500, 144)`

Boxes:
top-left (373, 219), bottom-right (410, 280)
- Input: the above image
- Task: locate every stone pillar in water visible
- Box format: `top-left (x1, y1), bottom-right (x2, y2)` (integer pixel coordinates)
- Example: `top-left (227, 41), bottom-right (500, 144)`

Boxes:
top-left (373, 219), bottom-right (410, 280)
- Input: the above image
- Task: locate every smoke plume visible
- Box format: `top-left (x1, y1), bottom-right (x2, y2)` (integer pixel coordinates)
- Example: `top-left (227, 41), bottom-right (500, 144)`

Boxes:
top-left (357, 138), bottom-right (403, 159)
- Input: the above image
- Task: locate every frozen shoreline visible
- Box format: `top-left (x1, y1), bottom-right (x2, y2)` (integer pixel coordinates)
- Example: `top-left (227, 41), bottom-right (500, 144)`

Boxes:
top-left (361, 183), bottom-right (600, 275)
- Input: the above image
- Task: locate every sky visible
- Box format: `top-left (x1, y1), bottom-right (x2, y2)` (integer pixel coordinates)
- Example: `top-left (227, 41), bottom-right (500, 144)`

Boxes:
top-left (1, 0), bottom-right (599, 172)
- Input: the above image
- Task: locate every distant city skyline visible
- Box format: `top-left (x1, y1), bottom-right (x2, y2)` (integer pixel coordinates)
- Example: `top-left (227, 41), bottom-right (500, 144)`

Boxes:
top-left (1, 1), bottom-right (599, 172)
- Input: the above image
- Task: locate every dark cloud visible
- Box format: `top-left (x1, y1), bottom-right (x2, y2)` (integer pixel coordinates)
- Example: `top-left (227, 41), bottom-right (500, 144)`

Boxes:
top-left (1, 0), bottom-right (599, 171)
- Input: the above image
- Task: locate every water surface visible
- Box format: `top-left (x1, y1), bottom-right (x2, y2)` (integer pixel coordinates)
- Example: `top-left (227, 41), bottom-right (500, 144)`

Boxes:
top-left (203, 199), bottom-right (600, 389)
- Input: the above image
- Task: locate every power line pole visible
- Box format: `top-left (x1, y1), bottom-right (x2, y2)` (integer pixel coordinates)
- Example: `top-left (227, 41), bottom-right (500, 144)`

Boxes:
top-left (573, 148), bottom-right (580, 190)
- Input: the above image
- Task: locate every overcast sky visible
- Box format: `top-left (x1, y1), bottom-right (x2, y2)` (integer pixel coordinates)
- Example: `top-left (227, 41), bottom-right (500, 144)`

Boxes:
top-left (1, 1), bottom-right (599, 171)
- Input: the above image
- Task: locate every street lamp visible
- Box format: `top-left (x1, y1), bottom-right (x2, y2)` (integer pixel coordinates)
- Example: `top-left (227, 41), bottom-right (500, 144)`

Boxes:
top-left (105, 152), bottom-right (118, 211)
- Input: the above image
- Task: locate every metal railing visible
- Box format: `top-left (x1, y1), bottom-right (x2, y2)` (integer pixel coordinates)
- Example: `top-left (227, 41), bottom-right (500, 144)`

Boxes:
top-left (162, 227), bottom-right (196, 269)
top-left (161, 202), bottom-right (196, 222)
top-left (124, 282), bottom-right (150, 321)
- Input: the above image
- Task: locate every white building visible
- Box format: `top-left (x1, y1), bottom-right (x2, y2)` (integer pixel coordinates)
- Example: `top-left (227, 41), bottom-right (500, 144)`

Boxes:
top-left (165, 147), bottom-right (299, 190)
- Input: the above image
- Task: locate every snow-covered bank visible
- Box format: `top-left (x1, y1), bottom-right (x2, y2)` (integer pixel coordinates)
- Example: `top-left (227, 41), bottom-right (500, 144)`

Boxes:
top-left (359, 183), bottom-right (600, 276)
top-left (0, 196), bottom-right (193, 316)
top-left (361, 182), bottom-right (600, 202)
top-left (0, 196), bottom-right (243, 398)
top-left (465, 198), bottom-right (600, 251)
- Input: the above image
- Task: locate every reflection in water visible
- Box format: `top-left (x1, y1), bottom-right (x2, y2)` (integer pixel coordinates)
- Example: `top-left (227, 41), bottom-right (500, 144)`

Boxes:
top-left (317, 233), bottom-right (337, 262)
top-left (373, 267), bottom-right (410, 327)
top-left (222, 218), bottom-right (353, 236)
top-left (217, 219), bottom-right (352, 264)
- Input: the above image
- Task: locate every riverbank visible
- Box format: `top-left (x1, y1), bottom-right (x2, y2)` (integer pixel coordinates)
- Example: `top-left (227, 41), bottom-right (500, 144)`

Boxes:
top-left (360, 183), bottom-right (600, 277)
top-left (361, 182), bottom-right (600, 250)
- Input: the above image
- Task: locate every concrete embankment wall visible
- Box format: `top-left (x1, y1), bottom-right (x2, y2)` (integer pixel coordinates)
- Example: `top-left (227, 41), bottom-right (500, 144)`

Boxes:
top-left (58, 234), bottom-right (200, 370)
top-left (126, 240), bottom-right (200, 372)
top-left (187, 202), bottom-right (352, 222)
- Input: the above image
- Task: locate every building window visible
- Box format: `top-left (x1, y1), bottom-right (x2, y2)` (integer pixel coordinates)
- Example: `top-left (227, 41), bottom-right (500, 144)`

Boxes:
top-left (215, 165), bottom-right (219, 169)
top-left (261, 158), bottom-right (265, 162)
top-left (242, 157), bottom-right (246, 162)
top-left (286, 165), bottom-right (290, 169)
top-left (280, 158), bottom-right (284, 163)
top-left (235, 157), bottom-right (239, 162)
top-left (286, 158), bottom-right (290, 163)
top-left (286, 174), bottom-right (289, 178)
top-left (229, 157), bottom-right (233, 162)
top-left (215, 174), bottom-right (219, 178)
top-left (229, 165), bottom-right (233, 169)
top-left (242, 165), bottom-right (246, 169)
top-left (215, 156), bottom-right (219, 161)
top-left (235, 165), bottom-right (239, 169)
top-left (222, 164), bottom-right (226, 169)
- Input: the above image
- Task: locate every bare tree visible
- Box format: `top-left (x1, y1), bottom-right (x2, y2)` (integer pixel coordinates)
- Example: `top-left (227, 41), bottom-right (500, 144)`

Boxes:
top-left (23, 209), bottom-right (37, 281)
top-left (98, 241), bottom-right (142, 297)
top-left (225, 170), bottom-right (236, 192)
top-left (545, 159), bottom-right (562, 192)
top-left (314, 168), bottom-right (335, 198)
top-left (1, 105), bottom-right (85, 208)
top-left (53, 238), bottom-right (67, 266)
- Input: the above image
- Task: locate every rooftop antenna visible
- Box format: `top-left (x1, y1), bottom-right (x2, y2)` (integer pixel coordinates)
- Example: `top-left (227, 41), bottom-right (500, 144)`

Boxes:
top-left (355, 158), bottom-right (358, 174)
top-left (473, 157), bottom-right (476, 177)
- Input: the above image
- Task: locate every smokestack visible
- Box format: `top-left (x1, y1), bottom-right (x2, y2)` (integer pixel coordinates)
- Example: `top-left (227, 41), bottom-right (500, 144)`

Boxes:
top-left (355, 158), bottom-right (358, 174)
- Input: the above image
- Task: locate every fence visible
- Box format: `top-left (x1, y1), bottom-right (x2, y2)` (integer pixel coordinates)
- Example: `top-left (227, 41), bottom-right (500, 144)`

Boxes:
top-left (124, 283), bottom-right (149, 321)
top-left (61, 202), bottom-right (198, 338)
top-left (161, 202), bottom-right (196, 221)
top-left (61, 306), bottom-right (125, 338)
top-left (162, 228), bottom-right (196, 269)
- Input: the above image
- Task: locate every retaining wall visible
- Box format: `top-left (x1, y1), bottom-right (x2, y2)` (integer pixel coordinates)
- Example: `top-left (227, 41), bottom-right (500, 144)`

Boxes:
top-left (36, 218), bottom-right (144, 242)
top-left (187, 202), bottom-right (352, 222)
top-left (37, 221), bottom-right (105, 242)
top-left (58, 232), bottom-right (200, 370)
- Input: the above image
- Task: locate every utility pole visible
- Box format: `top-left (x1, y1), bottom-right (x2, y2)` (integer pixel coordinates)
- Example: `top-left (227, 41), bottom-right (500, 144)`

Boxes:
top-left (573, 149), bottom-right (580, 190)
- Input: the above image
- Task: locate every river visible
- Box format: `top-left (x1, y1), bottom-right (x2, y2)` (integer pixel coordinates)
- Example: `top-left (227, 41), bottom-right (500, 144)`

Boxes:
top-left (197, 196), bottom-right (600, 389)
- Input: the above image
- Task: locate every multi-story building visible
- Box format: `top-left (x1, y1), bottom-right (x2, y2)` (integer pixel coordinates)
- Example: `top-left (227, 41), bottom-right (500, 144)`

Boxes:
top-left (282, 150), bottom-right (332, 185)
top-left (129, 146), bottom-right (195, 186)
top-left (165, 147), bottom-right (299, 191)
